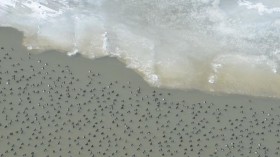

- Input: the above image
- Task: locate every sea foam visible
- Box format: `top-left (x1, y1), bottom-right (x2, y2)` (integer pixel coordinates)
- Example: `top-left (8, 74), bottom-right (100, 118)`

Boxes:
top-left (1, 0), bottom-right (280, 97)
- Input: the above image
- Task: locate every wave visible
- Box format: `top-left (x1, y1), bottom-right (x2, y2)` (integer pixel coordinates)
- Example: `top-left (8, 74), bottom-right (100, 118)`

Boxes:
top-left (1, 0), bottom-right (280, 97)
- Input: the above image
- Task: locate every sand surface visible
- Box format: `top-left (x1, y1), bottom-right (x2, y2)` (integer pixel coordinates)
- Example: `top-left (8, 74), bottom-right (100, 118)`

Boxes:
top-left (1, 27), bottom-right (280, 157)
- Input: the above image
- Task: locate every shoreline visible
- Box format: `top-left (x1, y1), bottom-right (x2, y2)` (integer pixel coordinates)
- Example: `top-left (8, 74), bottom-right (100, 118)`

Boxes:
top-left (2, 25), bottom-right (280, 99)
top-left (4, 25), bottom-right (279, 100)
top-left (2, 0), bottom-right (280, 98)
top-left (1, 27), bottom-right (280, 156)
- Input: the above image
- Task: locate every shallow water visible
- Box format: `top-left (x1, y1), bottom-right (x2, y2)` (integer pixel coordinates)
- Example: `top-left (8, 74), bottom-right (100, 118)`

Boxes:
top-left (1, 0), bottom-right (280, 97)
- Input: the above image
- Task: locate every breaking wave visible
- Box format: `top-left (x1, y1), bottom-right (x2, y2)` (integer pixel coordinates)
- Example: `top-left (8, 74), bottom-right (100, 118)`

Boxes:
top-left (1, 0), bottom-right (280, 97)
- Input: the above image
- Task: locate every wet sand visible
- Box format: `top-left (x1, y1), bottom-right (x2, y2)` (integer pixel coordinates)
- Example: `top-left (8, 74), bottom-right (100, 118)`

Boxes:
top-left (1, 27), bottom-right (280, 157)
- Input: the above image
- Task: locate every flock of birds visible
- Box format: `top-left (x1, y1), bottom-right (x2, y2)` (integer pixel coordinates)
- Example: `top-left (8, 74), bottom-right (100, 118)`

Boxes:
top-left (0, 42), bottom-right (280, 157)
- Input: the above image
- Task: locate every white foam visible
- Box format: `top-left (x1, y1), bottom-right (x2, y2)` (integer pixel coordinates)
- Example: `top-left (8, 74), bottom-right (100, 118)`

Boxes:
top-left (1, 0), bottom-right (280, 97)
top-left (238, 0), bottom-right (280, 15)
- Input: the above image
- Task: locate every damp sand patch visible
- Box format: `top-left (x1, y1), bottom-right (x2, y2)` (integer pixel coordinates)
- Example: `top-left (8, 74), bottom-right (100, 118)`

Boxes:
top-left (1, 27), bottom-right (280, 157)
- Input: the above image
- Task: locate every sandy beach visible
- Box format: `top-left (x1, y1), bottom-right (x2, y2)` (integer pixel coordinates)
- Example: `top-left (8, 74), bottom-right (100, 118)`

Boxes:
top-left (1, 27), bottom-right (280, 157)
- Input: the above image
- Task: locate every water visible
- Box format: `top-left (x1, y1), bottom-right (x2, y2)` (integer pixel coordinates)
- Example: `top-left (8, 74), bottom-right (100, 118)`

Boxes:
top-left (1, 0), bottom-right (280, 97)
